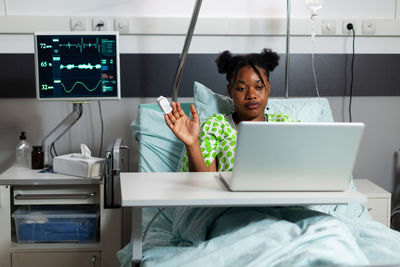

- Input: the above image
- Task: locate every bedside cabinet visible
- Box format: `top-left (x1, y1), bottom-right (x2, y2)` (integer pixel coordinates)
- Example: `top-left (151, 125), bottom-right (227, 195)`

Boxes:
top-left (354, 179), bottom-right (391, 227)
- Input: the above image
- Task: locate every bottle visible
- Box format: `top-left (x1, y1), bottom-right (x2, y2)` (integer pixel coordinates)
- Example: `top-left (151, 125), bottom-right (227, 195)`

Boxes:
top-left (31, 145), bottom-right (44, 169)
top-left (305, 0), bottom-right (322, 15)
top-left (15, 131), bottom-right (31, 168)
top-left (305, 0), bottom-right (323, 43)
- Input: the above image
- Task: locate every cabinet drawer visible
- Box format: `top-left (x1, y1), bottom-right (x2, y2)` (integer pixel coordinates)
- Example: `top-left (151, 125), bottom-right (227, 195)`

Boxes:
top-left (366, 198), bottom-right (388, 217)
top-left (12, 251), bottom-right (100, 267)
top-left (13, 185), bottom-right (100, 205)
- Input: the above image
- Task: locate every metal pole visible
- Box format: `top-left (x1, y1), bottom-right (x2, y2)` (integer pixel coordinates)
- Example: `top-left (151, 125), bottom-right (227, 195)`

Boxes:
top-left (284, 0), bottom-right (291, 99)
top-left (41, 103), bottom-right (83, 166)
top-left (171, 0), bottom-right (203, 102)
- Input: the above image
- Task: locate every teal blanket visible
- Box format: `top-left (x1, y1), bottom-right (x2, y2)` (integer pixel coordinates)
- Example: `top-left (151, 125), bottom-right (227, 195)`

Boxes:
top-left (122, 98), bottom-right (400, 266)
top-left (118, 206), bottom-right (400, 267)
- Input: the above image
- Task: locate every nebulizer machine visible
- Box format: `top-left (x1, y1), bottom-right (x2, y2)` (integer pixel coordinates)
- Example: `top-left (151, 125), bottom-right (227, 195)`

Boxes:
top-left (306, 0), bottom-right (322, 98)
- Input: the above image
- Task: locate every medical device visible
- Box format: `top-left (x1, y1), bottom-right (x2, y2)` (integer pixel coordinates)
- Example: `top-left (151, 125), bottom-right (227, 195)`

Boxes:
top-left (305, 0), bottom-right (322, 43)
top-left (35, 32), bottom-right (120, 101)
top-left (156, 96), bottom-right (172, 114)
top-left (34, 32), bottom-right (120, 166)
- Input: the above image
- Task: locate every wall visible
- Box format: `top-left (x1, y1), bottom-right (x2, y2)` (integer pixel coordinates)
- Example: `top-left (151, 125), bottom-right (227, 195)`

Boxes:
top-left (0, 0), bottom-right (399, 200)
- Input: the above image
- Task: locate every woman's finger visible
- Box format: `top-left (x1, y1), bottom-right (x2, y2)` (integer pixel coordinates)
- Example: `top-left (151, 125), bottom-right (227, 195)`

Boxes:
top-left (167, 112), bottom-right (176, 124)
top-left (164, 114), bottom-right (174, 130)
top-left (190, 104), bottom-right (199, 122)
top-left (171, 101), bottom-right (180, 118)
top-left (177, 102), bottom-right (186, 117)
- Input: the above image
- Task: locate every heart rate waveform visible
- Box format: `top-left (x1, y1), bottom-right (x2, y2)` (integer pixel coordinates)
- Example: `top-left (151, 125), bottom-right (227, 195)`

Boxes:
top-left (53, 80), bottom-right (102, 93)
top-left (60, 63), bottom-right (102, 70)
top-left (58, 37), bottom-right (101, 53)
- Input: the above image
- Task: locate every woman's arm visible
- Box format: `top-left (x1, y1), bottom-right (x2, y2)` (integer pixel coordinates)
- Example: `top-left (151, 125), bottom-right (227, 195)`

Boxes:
top-left (164, 102), bottom-right (217, 172)
top-left (186, 138), bottom-right (217, 172)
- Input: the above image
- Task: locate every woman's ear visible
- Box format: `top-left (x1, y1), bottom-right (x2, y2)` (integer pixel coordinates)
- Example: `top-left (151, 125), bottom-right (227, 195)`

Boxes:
top-left (227, 83), bottom-right (233, 98)
top-left (266, 80), bottom-right (271, 95)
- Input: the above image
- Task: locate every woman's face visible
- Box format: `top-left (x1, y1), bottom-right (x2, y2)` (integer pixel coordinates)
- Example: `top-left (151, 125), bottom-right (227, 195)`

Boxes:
top-left (227, 65), bottom-right (270, 122)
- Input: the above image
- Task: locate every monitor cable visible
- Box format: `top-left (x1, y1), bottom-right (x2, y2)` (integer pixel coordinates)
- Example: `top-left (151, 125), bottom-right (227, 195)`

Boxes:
top-left (98, 101), bottom-right (104, 157)
top-left (347, 23), bottom-right (356, 122)
top-left (96, 22), bottom-right (105, 158)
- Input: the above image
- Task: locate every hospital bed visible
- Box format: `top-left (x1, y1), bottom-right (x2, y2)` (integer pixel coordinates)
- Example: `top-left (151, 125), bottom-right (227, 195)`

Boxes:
top-left (117, 82), bottom-right (400, 267)
top-left (117, 2), bottom-right (400, 265)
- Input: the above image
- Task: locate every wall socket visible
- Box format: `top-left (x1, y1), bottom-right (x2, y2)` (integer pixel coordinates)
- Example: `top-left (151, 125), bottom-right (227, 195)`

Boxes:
top-left (342, 20), bottom-right (357, 34)
top-left (92, 17), bottom-right (110, 31)
top-left (362, 20), bottom-right (376, 34)
top-left (114, 18), bottom-right (130, 33)
top-left (70, 17), bottom-right (87, 31)
top-left (321, 20), bottom-right (337, 35)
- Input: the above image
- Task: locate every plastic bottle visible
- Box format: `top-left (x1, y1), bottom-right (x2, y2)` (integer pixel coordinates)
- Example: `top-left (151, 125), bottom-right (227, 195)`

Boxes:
top-left (15, 131), bottom-right (31, 168)
top-left (31, 145), bottom-right (44, 169)
top-left (305, 0), bottom-right (322, 14)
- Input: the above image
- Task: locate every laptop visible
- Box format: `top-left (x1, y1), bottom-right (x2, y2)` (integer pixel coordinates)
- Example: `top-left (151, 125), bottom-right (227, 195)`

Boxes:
top-left (219, 122), bottom-right (365, 192)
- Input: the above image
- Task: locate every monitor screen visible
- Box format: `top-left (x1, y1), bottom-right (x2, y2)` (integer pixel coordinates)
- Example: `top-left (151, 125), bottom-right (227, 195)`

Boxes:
top-left (35, 32), bottom-right (120, 101)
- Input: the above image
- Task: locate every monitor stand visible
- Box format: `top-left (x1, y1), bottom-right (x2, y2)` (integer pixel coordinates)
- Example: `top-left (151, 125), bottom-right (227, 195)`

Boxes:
top-left (41, 103), bottom-right (83, 167)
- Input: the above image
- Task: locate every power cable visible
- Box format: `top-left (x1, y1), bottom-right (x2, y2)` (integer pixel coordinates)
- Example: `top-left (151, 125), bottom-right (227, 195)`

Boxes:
top-left (347, 24), bottom-right (356, 122)
top-left (98, 101), bottom-right (104, 157)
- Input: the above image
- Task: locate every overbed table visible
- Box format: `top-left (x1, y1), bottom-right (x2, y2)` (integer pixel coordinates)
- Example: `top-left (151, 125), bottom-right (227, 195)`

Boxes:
top-left (120, 172), bottom-right (367, 266)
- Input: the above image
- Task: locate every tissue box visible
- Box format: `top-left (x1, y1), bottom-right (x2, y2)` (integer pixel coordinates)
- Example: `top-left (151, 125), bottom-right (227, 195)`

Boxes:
top-left (53, 154), bottom-right (104, 178)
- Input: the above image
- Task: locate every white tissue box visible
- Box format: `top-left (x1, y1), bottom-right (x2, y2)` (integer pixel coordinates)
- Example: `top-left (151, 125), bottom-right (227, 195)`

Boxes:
top-left (53, 154), bottom-right (105, 178)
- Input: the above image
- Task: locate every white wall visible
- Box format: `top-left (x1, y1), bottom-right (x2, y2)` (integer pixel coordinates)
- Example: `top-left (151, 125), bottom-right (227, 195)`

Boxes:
top-left (0, 0), bottom-right (400, 196)
top-left (0, 0), bottom-right (396, 18)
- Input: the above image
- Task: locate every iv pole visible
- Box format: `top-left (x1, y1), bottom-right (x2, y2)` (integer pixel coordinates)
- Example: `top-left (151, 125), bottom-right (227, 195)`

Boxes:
top-left (171, 0), bottom-right (202, 102)
top-left (170, 0), bottom-right (291, 101)
top-left (285, 0), bottom-right (291, 99)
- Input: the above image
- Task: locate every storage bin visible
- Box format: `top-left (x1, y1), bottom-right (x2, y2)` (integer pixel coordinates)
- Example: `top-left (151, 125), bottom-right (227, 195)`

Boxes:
top-left (12, 207), bottom-right (98, 243)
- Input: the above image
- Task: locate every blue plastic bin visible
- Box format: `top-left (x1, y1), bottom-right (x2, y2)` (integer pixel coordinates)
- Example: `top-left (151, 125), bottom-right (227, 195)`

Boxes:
top-left (12, 207), bottom-right (98, 243)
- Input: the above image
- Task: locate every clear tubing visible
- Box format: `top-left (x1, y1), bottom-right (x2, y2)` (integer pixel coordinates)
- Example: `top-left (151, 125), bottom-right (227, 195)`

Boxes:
top-left (311, 15), bottom-right (320, 98)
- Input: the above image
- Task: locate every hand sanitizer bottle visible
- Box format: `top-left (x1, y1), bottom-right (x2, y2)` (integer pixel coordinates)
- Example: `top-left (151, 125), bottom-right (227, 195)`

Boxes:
top-left (15, 131), bottom-right (31, 168)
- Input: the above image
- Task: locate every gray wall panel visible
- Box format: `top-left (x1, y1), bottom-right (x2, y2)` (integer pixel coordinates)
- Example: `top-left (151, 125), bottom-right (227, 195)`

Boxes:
top-left (1, 53), bottom-right (399, 98)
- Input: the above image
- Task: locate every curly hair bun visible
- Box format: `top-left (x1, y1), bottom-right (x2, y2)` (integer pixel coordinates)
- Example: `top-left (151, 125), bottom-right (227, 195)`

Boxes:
top-left (215, 50), bottom-right (234, 74)
top-left (260, 48), bottom-right (280, 72)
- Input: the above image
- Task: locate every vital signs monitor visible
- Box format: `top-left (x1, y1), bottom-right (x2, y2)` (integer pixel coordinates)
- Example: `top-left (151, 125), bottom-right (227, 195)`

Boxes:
top-left (34, 32), bottom-right (120, 101)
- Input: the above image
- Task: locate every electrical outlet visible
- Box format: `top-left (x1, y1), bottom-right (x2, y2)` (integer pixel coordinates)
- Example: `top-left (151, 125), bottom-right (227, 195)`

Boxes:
top-left (321, 20), bottom-right (337, 35)
top-left (70, 17), bottom-right (87, 31)
top-left (342, 20), bottom-right (357, 34)
top-left (114, 18), bottom-right (130, 33)
top-left (362, 20), bottom-right (376, 34)
top-left (92, 17), bottom-right (109, 31)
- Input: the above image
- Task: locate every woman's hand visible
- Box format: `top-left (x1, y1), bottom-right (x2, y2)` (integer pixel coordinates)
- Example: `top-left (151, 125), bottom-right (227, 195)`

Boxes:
top-left (164, 102), bottom-right (200, 147)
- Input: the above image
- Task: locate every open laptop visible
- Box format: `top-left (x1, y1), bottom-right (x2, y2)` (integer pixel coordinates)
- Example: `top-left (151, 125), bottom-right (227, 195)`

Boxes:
top-left (219, 122), bottom-right (365, 192)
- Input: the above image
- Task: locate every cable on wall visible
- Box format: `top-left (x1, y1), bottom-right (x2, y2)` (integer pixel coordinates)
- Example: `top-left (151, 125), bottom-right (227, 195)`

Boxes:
top-left (347, 23), bottom-right (356, 122)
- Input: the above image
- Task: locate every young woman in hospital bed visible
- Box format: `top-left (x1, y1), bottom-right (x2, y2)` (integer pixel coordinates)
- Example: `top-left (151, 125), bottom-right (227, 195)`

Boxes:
top-left (119, 49), bottom-right (400, 267)
top-left (165, 49), bottom-right (291, 173)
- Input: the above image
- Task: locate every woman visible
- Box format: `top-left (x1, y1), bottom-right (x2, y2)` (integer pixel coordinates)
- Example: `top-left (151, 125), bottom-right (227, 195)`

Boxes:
top-left (165, 48), bottom-right (291, 172)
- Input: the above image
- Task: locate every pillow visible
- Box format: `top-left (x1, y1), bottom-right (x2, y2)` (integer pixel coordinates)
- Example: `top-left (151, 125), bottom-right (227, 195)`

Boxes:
top-left (193, 81), bottom-right (334, 123)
